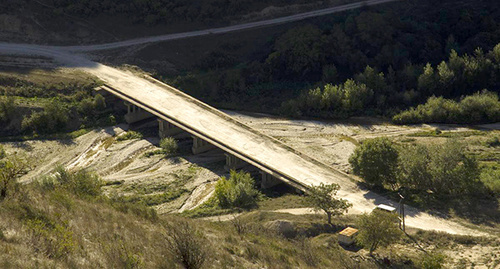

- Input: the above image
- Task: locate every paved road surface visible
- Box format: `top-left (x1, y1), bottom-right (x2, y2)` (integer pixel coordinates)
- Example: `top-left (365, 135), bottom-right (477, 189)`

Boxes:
top-left (0, 0), bottom-right (487, 236)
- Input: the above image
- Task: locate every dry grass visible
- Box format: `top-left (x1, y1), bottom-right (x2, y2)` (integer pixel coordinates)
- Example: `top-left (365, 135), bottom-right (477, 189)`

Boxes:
top-left (0, 167), bottom-right (374, 269)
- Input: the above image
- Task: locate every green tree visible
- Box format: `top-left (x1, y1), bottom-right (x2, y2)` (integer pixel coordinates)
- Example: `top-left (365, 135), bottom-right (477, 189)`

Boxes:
top-left (427, 140), bottom-right (480, 195)
top-left (341, 79), bottom-right (373, 113)
top-left (266, 25), bottom-right (327, 79)
top-left (397, 144), bottom-right (432, 191)
top-left (349, 138), bottom-right (399, 188)
top-left (356, 210), bottom-right (402, 254)
top-left (306, 183), bottom-right (352, 225)
top-left (418, 63), bottom-right (437, 95)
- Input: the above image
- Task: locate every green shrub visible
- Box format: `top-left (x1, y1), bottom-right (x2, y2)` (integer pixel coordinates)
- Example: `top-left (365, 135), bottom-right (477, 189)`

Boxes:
top-left (418, 252), bottom-right (446, 269)
top-left (0, 96), bottom-right (15, 123)
top-left (214, 170), bottom-right (261, 209)
top-left (280, 80), bottom-right (373, 118)
top-left (160, 137), bottom-right (178, 156)
top-left (52, 166), bottom-right (103, 198)
top-left (164, 219), bottom-right (209, 269)
top-left (76, 94), bottom-right (107, 120)
top-left (22, 100), bottom-right (69, 134)
top-left (116, 131), bottom-right (143, 141)
top-left (25, 218), bottom-right (74, 259)
top-left (393, 91), bottom-right (500, 124)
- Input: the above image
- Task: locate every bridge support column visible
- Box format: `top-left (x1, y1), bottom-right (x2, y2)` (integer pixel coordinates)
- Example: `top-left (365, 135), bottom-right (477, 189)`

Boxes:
top-left (192, 136), bottom-right (216, 154)
top-left (158, 119), bottom-right (183, 138)
top-left (224, 154), bottom-right (248, 171)
top-left (260, 172), bottom-right (281, 189)
top-left (124, 102), bottom-right (154, 124)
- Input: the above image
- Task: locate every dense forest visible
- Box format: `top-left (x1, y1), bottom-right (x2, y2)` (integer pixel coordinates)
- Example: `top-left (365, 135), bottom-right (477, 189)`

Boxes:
top-left (2, 0), bottom-right (320, 24)
top-left (163, 0), bottom-right (500, 123)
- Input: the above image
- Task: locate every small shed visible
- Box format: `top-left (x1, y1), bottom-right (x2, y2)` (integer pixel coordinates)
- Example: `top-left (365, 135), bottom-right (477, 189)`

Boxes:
top-left (338, 227), bottom-right (358, 245)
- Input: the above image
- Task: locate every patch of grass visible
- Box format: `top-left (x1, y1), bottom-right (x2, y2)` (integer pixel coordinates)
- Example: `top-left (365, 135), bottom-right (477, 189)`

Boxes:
top-left (409, 129), bottom-right (484, 138)
top-left (257, 193), bottom-right (309, 210)
top-left (181, 201), bottom-right (237, 218)
top-left (116, 131), bottom-right (143, 141)
top-left (485, 136), bottom-right (500, 147)
top-left (143, 149), bottom-right (165, 157)
top-left (118, 188), bottom-right (189, 206)
top-left (0, 128), bottom-right (92, 142)
top-left (400, 137), bottom-right (416, 143)
top-left (480, 163), bottom-right (500, 195)
top-left (338, 134), bottom-right (359, 145)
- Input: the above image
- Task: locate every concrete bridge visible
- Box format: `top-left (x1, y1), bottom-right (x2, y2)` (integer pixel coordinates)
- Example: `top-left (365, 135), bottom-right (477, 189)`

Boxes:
top-left (96, 76), bottom-right (351, 192)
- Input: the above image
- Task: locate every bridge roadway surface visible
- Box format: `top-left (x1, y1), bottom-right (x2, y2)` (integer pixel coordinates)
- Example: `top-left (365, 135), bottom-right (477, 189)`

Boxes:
top-left (0, 0), bottom-right (484, 236)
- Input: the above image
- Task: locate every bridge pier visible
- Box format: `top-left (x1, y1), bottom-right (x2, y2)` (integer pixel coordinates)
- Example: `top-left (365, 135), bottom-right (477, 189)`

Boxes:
top-left (124, 102), bottom-right (154, 124)
top-left (158, 119), bottom-right (184, 138)
top-left (192, 136), bottom-right (216, 154)
top-left (224, 153), bottom-right (248, 171)
top-left (260, 172), bottom-right (282, 189)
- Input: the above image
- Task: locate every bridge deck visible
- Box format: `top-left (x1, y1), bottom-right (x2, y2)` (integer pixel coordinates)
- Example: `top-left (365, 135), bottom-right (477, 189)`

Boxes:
top-left (88, 64), bottom-right (354, 193)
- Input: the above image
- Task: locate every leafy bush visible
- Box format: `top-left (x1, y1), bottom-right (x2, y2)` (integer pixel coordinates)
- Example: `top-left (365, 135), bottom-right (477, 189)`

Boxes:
top-left (214, 170), bottom-right (261, 209)
top-left (160, 137), bottom-right (179, 156)
top-left (47, 166), bottom-right (104, 198)
top-left (349, 137), bottom-right (399, 188)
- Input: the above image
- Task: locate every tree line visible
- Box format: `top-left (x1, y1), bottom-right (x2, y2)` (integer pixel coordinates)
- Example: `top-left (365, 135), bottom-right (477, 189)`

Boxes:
top-left (348, 138), bottom-right (494, 203)
top-left (167, 0), bottom-right (500, 124)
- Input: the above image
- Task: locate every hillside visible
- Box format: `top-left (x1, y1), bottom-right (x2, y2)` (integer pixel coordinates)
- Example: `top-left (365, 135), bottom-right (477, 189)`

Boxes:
top-left (1, 0), bottom-right (500, 268)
